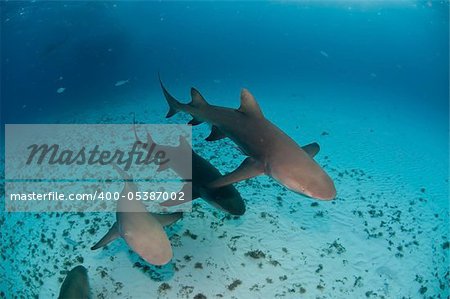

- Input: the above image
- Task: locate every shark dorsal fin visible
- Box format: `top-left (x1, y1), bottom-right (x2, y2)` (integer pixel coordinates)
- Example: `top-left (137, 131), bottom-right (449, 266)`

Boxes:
top-left (190, 88), bottom-right (208, 107)
top-left (302, 142), bottom-right (320, 158)
top-left (157, 162), bottom-right (170, 172)
top-left (145, 132), bottom-right (155, 148)
top-left (178, 135), bottom-right (192, 151)
top-left (238, 89), bottom-right (263, 118)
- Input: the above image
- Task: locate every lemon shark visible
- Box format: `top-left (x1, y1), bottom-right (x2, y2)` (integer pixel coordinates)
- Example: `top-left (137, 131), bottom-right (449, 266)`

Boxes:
top-left (159, 78), bottom-right (336, 200)
top-left (91, 165), bottom-right (182, 266)
top-left (133, 124), bottom-right (246, 215)
top-left (58, 265), bottom-right (90, 299)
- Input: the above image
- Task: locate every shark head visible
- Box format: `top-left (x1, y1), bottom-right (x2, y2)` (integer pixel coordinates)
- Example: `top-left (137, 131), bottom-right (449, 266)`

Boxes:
top-left (269, 153), bottom-right (336, 200)
top-left (127, 233), bottom-right (173, 266)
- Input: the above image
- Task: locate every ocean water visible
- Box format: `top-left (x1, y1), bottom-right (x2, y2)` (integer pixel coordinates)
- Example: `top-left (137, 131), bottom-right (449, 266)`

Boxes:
top-left (0, 1), bottom-right (449, 298)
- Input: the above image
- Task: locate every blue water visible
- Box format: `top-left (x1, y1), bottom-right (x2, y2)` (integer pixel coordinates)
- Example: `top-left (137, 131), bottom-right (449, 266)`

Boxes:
top-left (2, 1), bottom-right (448, 123)
top-left (1, 1), bottom-right (449, 299)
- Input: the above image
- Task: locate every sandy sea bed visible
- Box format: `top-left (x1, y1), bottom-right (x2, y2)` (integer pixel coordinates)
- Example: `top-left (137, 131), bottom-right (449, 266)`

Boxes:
top-left (1, 80), bottom-right (448, 298)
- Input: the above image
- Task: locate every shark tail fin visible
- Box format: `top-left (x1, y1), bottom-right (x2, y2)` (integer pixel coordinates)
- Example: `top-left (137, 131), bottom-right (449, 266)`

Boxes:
top-left (159, 74), bottom-right (181, 118)
top-left (132, 113), bottom-right (140, 142)
top-left (91, 222), bottom-right (120, 250)
top-left (132, 113), bottom-right (147, 151)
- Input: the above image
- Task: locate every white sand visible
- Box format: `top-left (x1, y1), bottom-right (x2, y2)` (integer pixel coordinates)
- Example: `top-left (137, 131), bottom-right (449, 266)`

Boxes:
top-left (1, 83), bottom-right (448, 298)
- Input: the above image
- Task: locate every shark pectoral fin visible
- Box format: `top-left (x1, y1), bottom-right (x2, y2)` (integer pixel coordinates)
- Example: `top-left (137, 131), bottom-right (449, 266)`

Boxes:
top-left (233, 145), bottom-right (249, 156)
top-left (238, 89), bottom-right (264, 118)
top-left (190, 87), bottom-right (209, 107)
top-left (151, 212), bottom-right (183, 226)
top-left (207, 157), bottom-right (264, 188)
top-left (205, 126), bottom-right (227, 141)
top-left (91, 222), bottom-right (120, 250)
top-left (302, 142), bottom-right (320, 158)
top-left (188, 117), bottom-right (203, 126)
top-left (159, 200), bottom-right (183, 207)
top-left (112, 164), bottom-right (132, 181)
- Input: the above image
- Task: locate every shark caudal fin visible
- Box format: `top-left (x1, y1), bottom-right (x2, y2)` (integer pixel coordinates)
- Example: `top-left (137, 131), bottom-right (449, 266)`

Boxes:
top-left (91, 222), bottom-right (120, 250)
top-left (158, 74), bottom-right (181, 118)
top-left (132, 113), bottom-right (146, 150)
top-left (187, 88), bottom-right (209, 126)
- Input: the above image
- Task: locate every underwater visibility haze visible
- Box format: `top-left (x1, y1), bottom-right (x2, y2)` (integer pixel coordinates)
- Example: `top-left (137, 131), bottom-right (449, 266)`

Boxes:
top-left (0, 1), bottom-right (449, 298)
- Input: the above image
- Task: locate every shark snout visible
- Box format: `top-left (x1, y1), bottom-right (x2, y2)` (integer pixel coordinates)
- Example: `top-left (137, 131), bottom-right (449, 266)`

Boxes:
top-left (274, 171), bottom-right (337, 201)
top-left (279, 171), bottom-right (336, 200)
top-left (304, 175), bottom-right (337, 200)
top-left (305, 185), bottom-right (336, 201)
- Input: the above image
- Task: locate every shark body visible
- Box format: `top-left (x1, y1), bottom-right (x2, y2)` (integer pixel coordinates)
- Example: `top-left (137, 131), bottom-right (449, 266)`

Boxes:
top-left (133, 120), bottom-right (245, 216)
top-left (91, 165), bottom-right (182, 266)
top-left (160, 79), bottom-right (336, 200)
top-left (58, 265), bottom-right (90, 299)
top-left (133, 124), bottom-right (245, 215)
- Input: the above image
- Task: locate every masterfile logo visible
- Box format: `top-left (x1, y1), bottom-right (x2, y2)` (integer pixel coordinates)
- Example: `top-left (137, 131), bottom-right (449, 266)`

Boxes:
top-left (25, 141), bottom-right (169, 171)
top-left (5, 124), bottom-right (192, 212)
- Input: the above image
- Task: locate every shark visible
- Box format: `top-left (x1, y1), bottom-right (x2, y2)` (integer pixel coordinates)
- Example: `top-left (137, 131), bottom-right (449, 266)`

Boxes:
top-left (58, 265), bottom-right (90, 299)
top-left (91, 165), bottom-right (182, 266)
top-left (133, 123), bottom-right (246, 215)
top-left (159, 78), bottom-right (336, 200)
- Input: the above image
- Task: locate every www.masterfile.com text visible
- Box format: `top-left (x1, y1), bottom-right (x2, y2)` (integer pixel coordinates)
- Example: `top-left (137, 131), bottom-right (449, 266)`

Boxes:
top-left (9, 191), bottom-right (185, 201)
